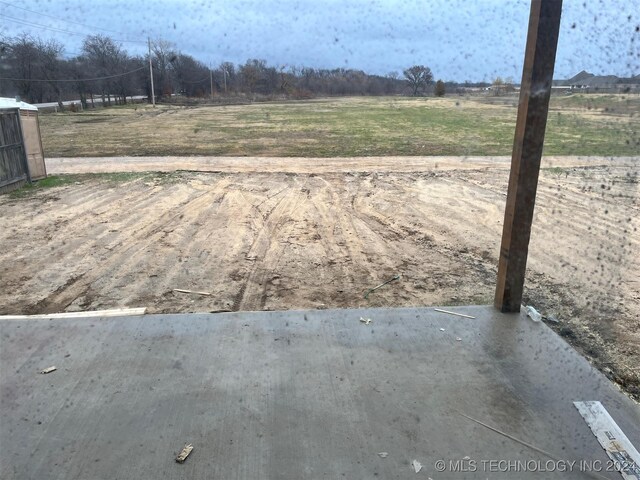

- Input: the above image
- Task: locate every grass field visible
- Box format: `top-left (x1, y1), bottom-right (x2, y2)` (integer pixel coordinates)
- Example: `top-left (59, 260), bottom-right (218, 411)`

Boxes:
top-left (39, 94), bottom-right (640, 157)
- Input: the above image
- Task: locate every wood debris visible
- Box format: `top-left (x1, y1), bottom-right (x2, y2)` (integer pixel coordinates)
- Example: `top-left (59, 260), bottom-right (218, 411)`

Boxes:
top-left (2, 308), bottom-right (146, 320)
top-left (364, 274), bottom-right (401, 299)
top-left (433, 308), bottom-right (476, 319)
top-left (40, 366), bottom-right (57, 374)
top-left (173, 289), bottom-right (211, 296)
top-left (176, 444), bottom-right (194, 463)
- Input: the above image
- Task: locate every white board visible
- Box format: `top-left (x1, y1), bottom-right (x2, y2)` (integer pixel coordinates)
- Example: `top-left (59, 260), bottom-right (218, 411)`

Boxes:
top-left (574, 401), bottom-right (640, 480)
top-left (0, 308), bottom-right (146, 320)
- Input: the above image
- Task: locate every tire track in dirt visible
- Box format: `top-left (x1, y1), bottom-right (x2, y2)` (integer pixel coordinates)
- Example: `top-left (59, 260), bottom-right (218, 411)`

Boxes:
top-left (419, 167), bottom-right (640, 396)
top-left (308, 175), bottom-right (371, 296)
top-left (3, 179), bottom-right (231, 313)
top-left (1, 165), bottom-right (637, 400)
top-left (235, 177), bottom-right (309, 311)
top-left (152, 184), bottom-right (252, 311)
top-left (0, 181), bottom-right (140, 311)
top-left (81, 179), bottom-right (235, 310)
top-left (525, 170), bottom-right (640, 355)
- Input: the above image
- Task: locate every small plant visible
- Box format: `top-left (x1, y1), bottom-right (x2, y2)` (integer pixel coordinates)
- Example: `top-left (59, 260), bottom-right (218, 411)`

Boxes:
top-left (545, 166), bottom-right (568, 177)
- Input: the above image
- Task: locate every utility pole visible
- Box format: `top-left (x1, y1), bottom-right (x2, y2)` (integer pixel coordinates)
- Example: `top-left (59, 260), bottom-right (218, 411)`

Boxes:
top-left (223, 68), bottom-right (227, 94)
top-left (210, 65), bottom-right (213, 100)
top-left (148, 37), bottom-right (155, 106)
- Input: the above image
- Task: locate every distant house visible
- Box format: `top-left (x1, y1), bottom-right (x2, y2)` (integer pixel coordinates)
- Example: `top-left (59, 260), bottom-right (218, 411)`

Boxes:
top-left (556, 70), bottom-right (640, 93)
top-left (564, 70), bottom-right (593, 86)
top-left (617, 74), bottom-right (640, 94)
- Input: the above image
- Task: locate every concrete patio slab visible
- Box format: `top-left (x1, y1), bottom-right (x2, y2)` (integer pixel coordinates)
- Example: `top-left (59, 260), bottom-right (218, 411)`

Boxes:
top-left (1, 306), bottom-right (638, 479)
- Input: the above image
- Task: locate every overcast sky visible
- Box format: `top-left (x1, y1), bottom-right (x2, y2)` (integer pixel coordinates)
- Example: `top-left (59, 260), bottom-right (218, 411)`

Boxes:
top-left (1, 0), bottom-right (638, 81)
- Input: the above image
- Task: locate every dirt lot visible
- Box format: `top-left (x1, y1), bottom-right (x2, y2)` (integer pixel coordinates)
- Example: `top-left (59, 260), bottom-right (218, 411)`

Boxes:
top-left (0, 156), bottom-right (638, 399)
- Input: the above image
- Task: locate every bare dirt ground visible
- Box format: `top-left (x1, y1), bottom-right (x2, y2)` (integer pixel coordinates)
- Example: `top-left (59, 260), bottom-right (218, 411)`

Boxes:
top-left (1, 156), bottom-right (638, 399)
top-left (44, 154), bottom-right (638, 175)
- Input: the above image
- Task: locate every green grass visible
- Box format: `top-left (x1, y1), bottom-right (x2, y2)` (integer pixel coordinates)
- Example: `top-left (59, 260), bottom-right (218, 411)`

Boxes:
top-left (38, 96), bottom-right (640, 157)
top-left (551, 94), bottom-right (640, 115)
top-left (8, 175), bottom-right (78, 198)
top-left (99, 172), bottom-right (152, 183)
top-left (543, 166), bottom-right (570, 176)
top-left (7, 172), bottom-right (181, 198)
top-left (98, 171), bottom-right (186, 185)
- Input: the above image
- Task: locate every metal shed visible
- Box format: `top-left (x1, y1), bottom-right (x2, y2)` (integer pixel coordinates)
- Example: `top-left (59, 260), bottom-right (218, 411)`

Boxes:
top-left (0, 98), bottom-right (47, 193)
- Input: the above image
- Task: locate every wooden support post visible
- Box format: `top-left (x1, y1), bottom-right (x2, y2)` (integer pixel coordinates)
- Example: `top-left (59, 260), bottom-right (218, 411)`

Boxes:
top-left (495, 0), bottom-right (563, 313)
top-left (15, 108), bottom-right (31, 184)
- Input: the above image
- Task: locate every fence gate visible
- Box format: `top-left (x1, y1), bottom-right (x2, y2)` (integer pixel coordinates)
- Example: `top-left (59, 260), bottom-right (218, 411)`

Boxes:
top-left (0, 108), bottom-right (30, 193)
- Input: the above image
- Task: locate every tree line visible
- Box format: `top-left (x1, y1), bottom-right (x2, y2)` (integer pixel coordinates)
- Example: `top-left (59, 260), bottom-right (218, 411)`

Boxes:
top-left (0, 33), bottom-right (489, 109)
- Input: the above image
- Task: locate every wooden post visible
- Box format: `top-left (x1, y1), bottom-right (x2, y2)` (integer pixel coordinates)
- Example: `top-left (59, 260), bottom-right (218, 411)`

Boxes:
top-left (495, 0), bottom-right (563, 312)
top-left (15, 109), bottom-right (31, 184)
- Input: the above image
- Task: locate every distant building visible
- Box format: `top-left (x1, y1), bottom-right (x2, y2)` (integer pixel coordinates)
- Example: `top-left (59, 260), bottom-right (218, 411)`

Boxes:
top-left (555, 71), bottom-right (640, 93)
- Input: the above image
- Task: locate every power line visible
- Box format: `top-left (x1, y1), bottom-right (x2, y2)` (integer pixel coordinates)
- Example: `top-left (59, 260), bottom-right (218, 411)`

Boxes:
top-left (181, 76), bottom-right (209, 84)
top-left (0, 65), bottom-right (146, 83)
top-left (0, 13), bottom-right (146, 44)
top-left (0, 0), bottom-right (143, 40)
top-left (1, 14), bottom-right (91, 38)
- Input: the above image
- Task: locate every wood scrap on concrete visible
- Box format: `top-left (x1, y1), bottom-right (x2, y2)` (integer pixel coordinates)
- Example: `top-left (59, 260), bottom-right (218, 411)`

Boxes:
top-left (175, 444), bottom-right (193, 463)
top-left (433, 308), bottom-right (476, 319)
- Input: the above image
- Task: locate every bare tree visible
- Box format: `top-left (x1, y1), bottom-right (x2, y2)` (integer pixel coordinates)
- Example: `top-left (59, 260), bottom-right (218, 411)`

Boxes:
top-left (0, 37), bottom-right (10, 95)
top-left (36, 39), bottom-right (66, 110)
top-left (150, 39), bottom-right (177, 100)
top-left (112, 55), bottom-right (142, 104)
top-left (491, 76), bottom-right (504, 96)
top-left (82, 35), bottom-right (125, 105)
top-left (278, 65), bottom-right (295, 94)
top-left (239, 59), bottom-right (265, 94)
top-left (67, 55), bottom-right (90, 109)
top-left (172, 53), bottom-right (209, 97)
top-left (403, 65), bottom-right (433, 96)
top-left (2, 35), bottom-right (68, 105)
top-left (0, 32), bottom-right (444, 104)
top-left (4, 34), bottom-right (44, 102)
top-left (216, 62), bottom-right (236, 93)
top-left (384, 72), bottom-right (400, 94)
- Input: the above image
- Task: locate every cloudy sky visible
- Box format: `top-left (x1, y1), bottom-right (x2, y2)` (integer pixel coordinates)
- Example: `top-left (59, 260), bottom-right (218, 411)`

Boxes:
top-left (1, 0), bottom-right (638, 81)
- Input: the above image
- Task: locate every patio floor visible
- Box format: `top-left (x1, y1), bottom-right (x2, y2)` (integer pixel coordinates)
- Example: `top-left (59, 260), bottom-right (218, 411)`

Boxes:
top-left (1, 306), bottom-right (638, 479)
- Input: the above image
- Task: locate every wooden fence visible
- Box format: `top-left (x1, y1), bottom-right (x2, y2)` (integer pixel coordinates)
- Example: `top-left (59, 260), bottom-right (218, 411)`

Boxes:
top-left (0, 108), bottom-right (29, 194)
